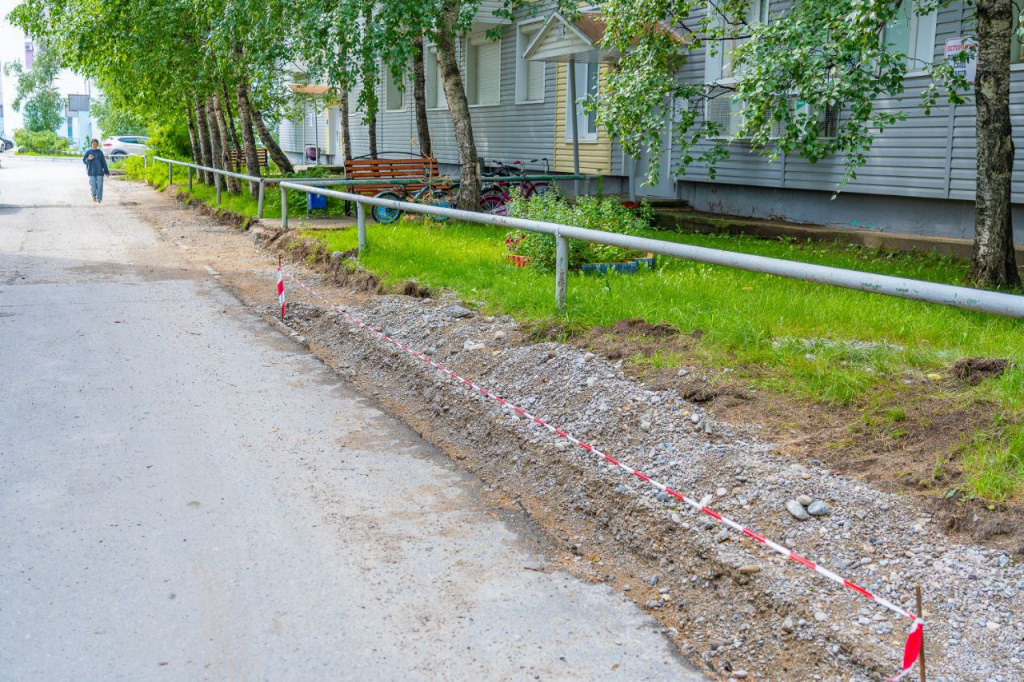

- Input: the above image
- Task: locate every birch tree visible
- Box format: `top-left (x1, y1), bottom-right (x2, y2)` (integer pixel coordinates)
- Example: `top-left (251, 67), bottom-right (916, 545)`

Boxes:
top-left (598, 0), bottom-right (1021, 289)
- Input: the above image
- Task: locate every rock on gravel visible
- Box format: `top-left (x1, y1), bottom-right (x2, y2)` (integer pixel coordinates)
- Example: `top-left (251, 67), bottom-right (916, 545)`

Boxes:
top-left (446, 304), bottom-right (473, 318)
top-left (797, 494), bottom-right (813, 507)
top-left (807, 500), bottom-right (830, 516)
top-left (786, 499), bottom-right (810, 521)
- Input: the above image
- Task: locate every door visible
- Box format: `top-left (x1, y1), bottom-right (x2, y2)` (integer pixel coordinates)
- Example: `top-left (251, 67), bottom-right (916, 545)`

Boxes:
top-left (634, 102), bottom-right (678, 199)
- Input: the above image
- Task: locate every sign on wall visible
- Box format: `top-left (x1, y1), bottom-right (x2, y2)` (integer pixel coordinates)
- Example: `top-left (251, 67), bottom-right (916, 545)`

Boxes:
top-left (944, 37), bottom-right (977, 83)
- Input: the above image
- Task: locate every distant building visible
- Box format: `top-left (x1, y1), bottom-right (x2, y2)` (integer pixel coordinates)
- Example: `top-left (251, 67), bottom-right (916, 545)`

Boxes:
top-left (24, 38), bottom-right (33, 69)
top-left (66, 93), bottom-right (91, 147)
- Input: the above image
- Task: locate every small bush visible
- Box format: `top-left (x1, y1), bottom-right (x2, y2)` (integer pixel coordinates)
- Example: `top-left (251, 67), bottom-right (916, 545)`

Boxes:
top-left (505, 191), bottom-right (653, 272)
top-left (13, 129), bottom-right (71, 153)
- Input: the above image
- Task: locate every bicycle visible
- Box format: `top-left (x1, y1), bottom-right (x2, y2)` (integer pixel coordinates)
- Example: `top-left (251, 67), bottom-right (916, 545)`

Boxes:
top-left (479, 157), bottom-right (550, 215)
top-left (370, 169), bottom-right (457, 224)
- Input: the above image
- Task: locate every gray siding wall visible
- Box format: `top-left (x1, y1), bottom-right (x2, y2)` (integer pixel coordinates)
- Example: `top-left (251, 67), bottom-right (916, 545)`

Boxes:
top-left (345, 1), bottom-right (559, 172)
top-left (675, 1), bottom-right (1024, 207)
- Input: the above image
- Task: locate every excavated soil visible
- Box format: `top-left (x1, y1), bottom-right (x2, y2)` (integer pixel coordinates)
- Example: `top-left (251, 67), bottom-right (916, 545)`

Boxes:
top-left (122, 178), bottom-right (1024, 681)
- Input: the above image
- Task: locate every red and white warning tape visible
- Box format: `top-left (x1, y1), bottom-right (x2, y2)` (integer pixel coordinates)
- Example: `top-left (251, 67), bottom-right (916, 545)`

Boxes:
top-left (279, 267), bottom-right (924, 679)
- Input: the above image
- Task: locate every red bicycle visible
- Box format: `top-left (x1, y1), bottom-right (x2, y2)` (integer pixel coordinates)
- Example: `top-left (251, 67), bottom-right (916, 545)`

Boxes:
top-left (480, 158), bottom-right (550, 215)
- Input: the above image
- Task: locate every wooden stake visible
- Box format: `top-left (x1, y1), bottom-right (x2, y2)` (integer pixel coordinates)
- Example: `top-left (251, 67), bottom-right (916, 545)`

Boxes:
top-left (916, 583), bottom-right (926, 682)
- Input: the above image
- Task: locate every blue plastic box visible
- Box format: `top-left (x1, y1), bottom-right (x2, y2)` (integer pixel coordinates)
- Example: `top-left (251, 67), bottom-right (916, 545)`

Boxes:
top-left (307, 194), bottom-right (328, 210)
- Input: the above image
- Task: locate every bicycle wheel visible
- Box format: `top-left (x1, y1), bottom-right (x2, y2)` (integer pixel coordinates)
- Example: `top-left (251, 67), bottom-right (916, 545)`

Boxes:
top-left (480, 193), bottom-right (507, 215)
top-left (371, 191), bottom-right (403, 224)
top-left (425, 189), bottom-right (456, 222)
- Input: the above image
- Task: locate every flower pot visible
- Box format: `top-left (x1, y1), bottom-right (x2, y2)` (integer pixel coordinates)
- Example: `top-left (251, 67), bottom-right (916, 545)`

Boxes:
top-left (505, 253), bottom-right (530, 268)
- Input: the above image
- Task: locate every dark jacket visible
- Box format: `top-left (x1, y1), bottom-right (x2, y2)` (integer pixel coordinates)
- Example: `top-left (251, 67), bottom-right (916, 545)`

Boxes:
top-left (83, 148), bottom-right (109, 176)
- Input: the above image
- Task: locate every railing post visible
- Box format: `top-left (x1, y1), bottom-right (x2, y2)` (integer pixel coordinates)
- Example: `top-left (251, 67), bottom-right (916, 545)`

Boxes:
top-left (188, 166), bottom-right (193, 192)
top-left (143, 155), bottom-right (148, 170)
top-left (280, 185), bottom-right (289, 230)
top-left (257, 179), bottom-right (266, 219)
top-left (357, 201), bottom-right (367, 254)
top-left (215, 173), bottom-right (222, 205)
top-left (168, 162), bottom-right (173, 186)
top-left (555, 229), bottom-right (569, 314)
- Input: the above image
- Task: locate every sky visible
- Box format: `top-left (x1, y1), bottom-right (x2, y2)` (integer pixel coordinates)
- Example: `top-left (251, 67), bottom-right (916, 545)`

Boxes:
top-left (1, 0), bottom-right (94, 137)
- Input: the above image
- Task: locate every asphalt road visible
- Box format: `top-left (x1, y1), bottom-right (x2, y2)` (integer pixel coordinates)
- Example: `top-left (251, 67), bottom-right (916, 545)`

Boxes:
top-left (0, 156), bottom-right (702, 680)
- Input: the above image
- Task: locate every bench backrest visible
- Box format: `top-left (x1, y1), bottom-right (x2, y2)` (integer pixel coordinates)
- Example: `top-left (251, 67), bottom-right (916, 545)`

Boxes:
top-left (342, 157), bottom-right (439, 196)
top-left (227, 147), bottom-right (270, 170)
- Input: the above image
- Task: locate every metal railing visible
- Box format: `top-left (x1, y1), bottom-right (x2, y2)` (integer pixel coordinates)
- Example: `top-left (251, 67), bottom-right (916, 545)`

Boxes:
top-left (277, 181), bottom-right (1024, 318)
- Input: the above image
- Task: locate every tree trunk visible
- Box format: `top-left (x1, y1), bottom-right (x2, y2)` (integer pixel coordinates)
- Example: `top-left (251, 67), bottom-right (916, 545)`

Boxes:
top-left (186, 101), bottom-right (202, 167)
top-left (205, 98), bottom-right (224, 192)
top-left (251, 107), bottom-right (295, 174)
top-left (413, 37), bottom-right (432, 157)
top-left (222, 81), bottom-right (242, 168)
top-left (236, 79), bottom-right (262, 198)
top-left (436, 0), bottom-right (480, 211)
top-left (195, 100), bottom-right (214, 184)
top-left (368, 111), bottom-right (378, 159)
top-left (971, 0), bottom-right (1021, 288)
top-left (340, 90), bottom-right (353, 161)
top-left (212, 92), bottom-right (240, 194)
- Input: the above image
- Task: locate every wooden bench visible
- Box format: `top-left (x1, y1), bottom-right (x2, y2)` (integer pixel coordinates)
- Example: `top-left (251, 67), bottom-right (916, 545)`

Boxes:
top-left (227, 147), bottom-right (270, 171)
top-left (341, 157), bottom-right (440, 196)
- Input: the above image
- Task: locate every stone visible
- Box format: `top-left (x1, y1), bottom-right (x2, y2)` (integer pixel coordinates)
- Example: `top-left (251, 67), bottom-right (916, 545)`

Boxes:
top-left (583, 352), bottom-right (596, 361)
top-left (714, 531), bottom-right (729, 543)
top-left (814, 611), bottom-right (828, 622)
top-left (807, 501), bottom-right (830, 517)
top-left (650, 576), bottom-right (659, 586)
top-left (716, 487), bottom-right (728, 497)
top-left (656, 492), bottom-right (671, 502)
top-left (781, 617), bottom-right (795, 633)
top-left (738, 565), bottom-right (761, 575)
top-left (463, 340), bottom-right (486, 351)
top-left (640, 420), bottom-right (652, 431)
top-left (732, 671), bottom-right (748, 679)
top-left (797, 495), bottom-right (813, 507)
top-left (493, 330), bottom-right (507, 340)
top-left (786, 500), bottom-right (810, 521)
top-left (446, 304), bottom-right (473, 318)
top-left (691, 413), bottom-right (701, 424)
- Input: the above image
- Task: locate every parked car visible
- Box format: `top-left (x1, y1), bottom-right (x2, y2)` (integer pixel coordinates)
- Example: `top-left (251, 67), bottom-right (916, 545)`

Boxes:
top-left (101, 135), bottom-right (149, 161)
top-left (0, 137), bottom-right (12, 152)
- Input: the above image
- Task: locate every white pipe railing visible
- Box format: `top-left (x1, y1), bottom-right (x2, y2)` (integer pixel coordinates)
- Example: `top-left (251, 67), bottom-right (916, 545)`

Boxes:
top-left (277, 180), bottom-right (1024, 319)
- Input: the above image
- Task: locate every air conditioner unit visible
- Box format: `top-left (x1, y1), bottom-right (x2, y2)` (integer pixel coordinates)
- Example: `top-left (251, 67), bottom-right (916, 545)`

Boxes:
top-left (791, 98), bottom-right (841, 140)
top-left (704, 95), bottom-right (747, 140)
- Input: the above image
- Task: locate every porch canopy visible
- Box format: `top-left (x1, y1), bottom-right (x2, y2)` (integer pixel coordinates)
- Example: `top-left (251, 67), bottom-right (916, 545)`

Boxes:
top-left (522, 12), bottom-right (619, 192)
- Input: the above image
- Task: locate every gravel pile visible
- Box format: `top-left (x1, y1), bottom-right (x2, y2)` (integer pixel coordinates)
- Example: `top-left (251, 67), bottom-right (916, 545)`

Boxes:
top-left (273, 263), bottom-right (1023, 681)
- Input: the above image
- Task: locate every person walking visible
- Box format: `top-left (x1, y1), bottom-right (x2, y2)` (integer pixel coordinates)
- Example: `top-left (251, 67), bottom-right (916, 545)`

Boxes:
top-left (83, 139), bottom-right (110, 203)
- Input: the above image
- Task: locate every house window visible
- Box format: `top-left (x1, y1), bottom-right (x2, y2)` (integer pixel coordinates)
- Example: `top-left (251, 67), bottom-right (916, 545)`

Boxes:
top-left (882, 5), bottom-right (937, 69)
top-left (516, 21), bottom-right (545, 103)
top-left (466, 34), bottom-right (501, 106)
top-left (423, 46), bottom-right (447, 109)
top-left (385, 66), bottom-right (405, 112)
top-left (565, 62), bottom-right (598, 142)
top-left (705, 0), bottom-right (770, 83)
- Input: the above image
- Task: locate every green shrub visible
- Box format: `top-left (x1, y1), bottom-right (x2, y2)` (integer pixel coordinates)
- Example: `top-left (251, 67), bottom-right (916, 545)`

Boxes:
top-left (13, 128), bottom-right (71, 153)
top-left (505, 191), bottom-right (654, 272)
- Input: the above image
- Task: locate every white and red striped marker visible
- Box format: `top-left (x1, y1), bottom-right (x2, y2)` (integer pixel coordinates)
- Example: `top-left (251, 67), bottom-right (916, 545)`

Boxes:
top-left (279, 266), bottom-right (925, 680)
top-left (277, 263), bottom-right (286, 319)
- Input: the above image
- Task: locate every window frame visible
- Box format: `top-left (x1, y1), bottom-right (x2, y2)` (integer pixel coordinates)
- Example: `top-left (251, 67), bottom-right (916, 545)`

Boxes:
top-left (516, 18), bottom-right (546, 104)
top-left (423, 44), bottom-right (448, 110)
top-left (564, 61), bottom-right (599, 143)
top-left (384, 65), bottom-right (406, 113)
top-left (465, 33), bottom-right (502, 108)
top-left (704, 0), bottom-right (771, 86)
top-left (882, 5), bottom-right (938, 75)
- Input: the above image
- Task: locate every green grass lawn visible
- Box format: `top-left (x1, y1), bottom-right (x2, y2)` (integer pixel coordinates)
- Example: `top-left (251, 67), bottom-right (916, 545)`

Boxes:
top-left (306, 219), bottom-right (1024, 501)
top-left (131, 157), bottom-right (350, 220)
